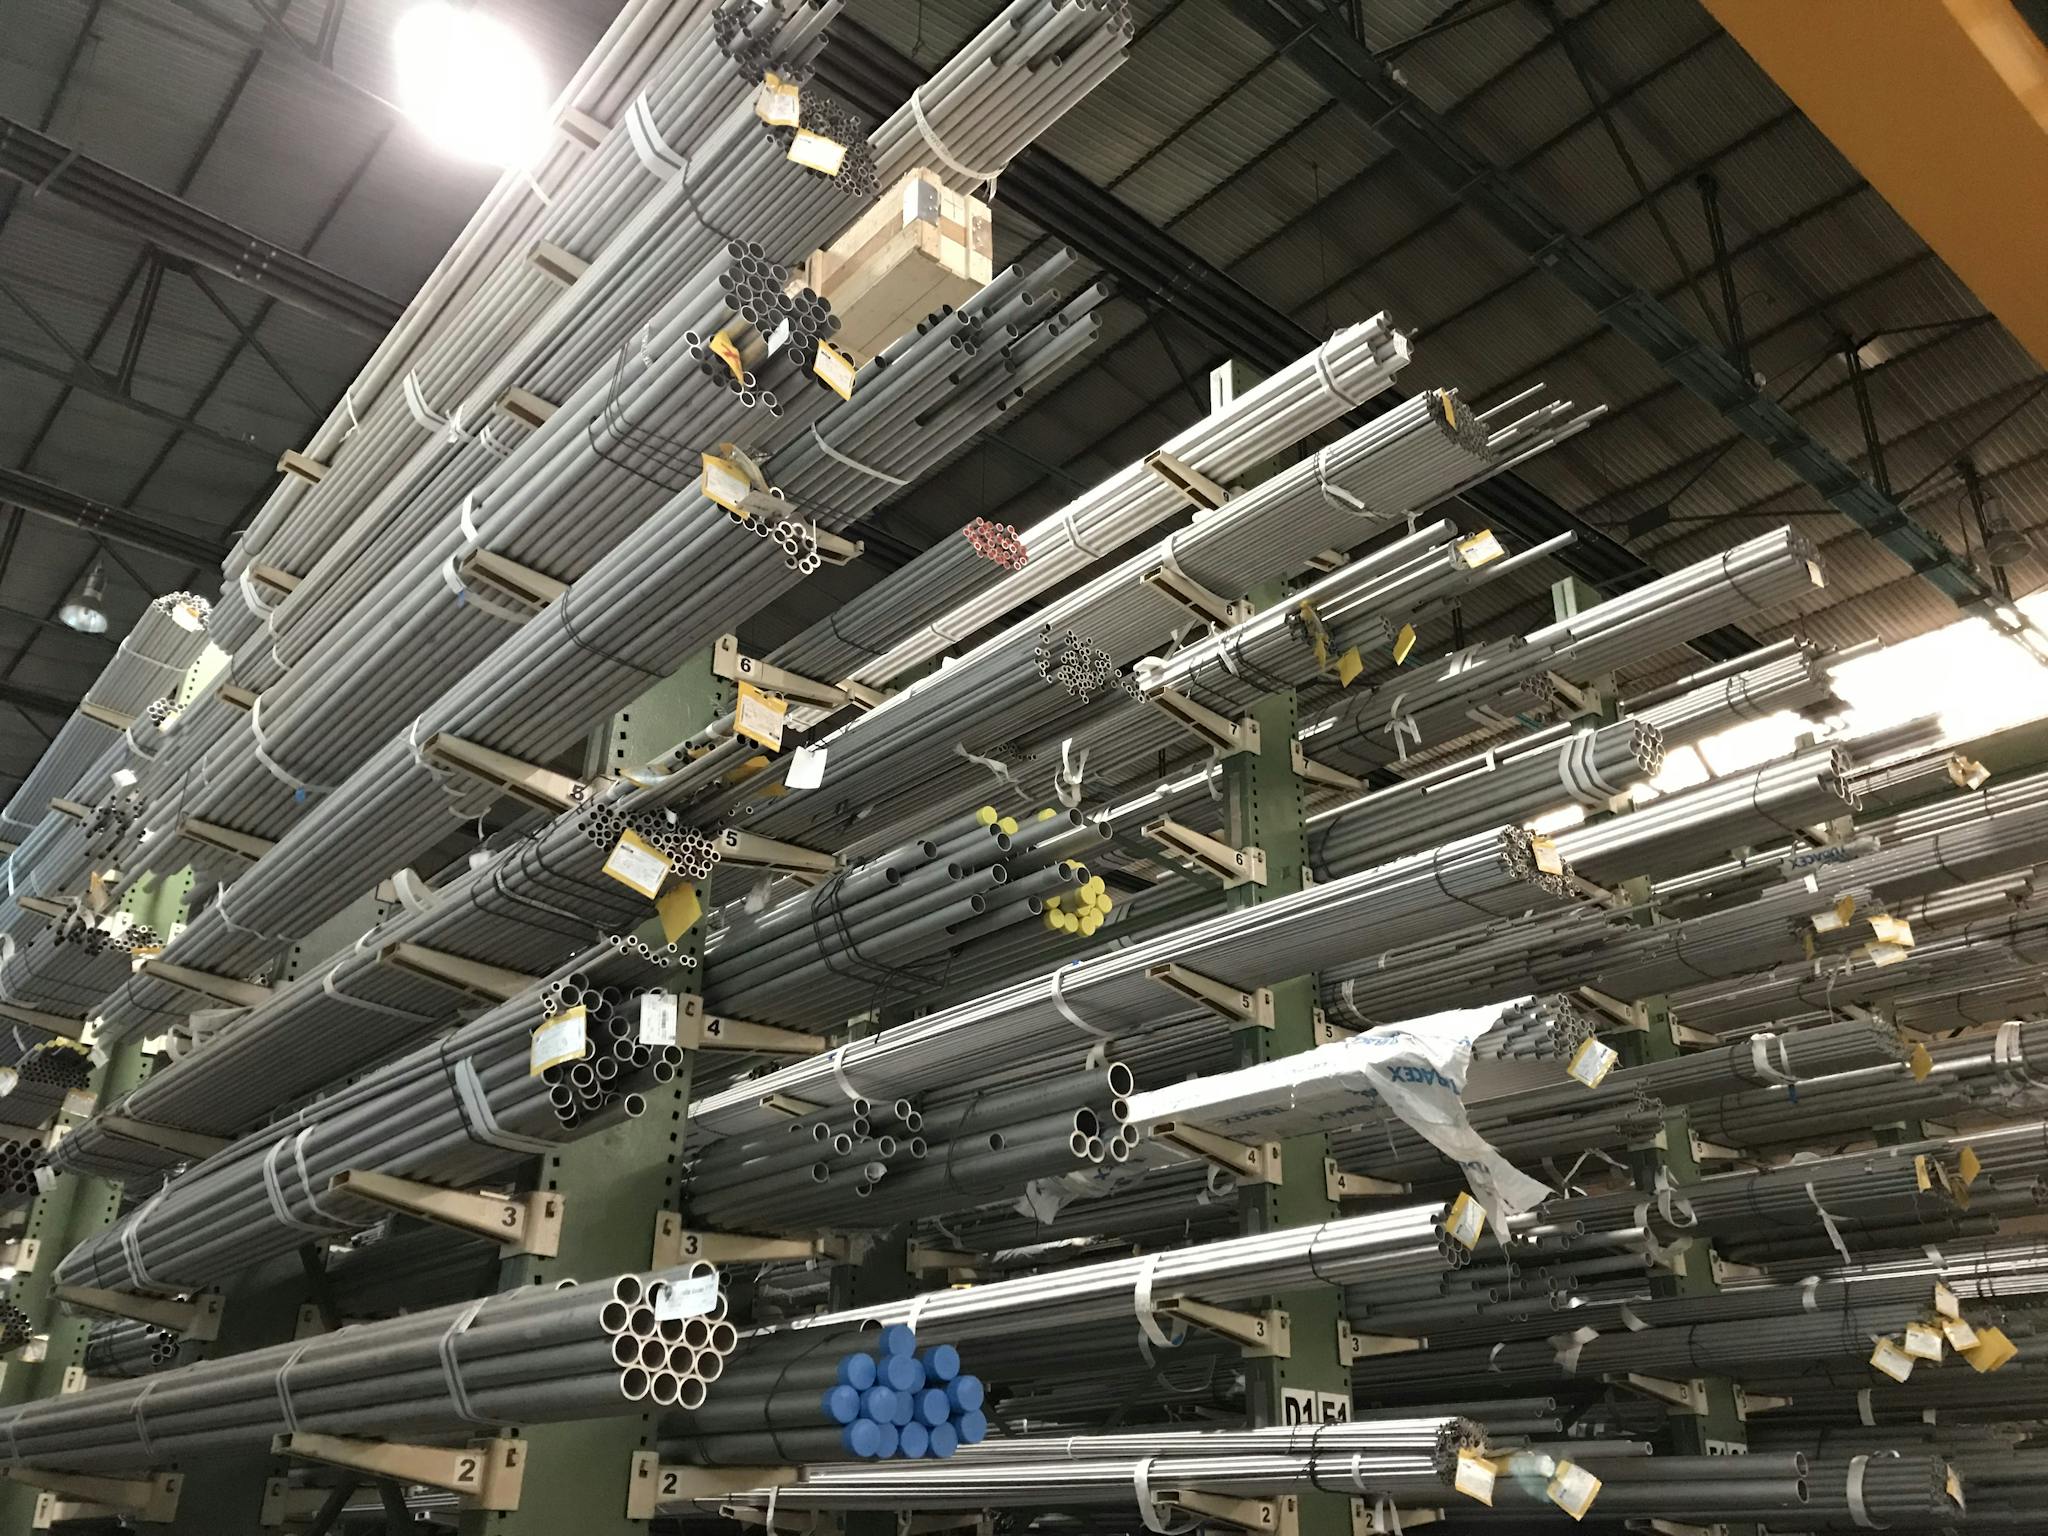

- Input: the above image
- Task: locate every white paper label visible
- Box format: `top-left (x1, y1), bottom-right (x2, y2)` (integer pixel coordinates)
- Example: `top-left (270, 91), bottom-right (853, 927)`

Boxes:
top-left (787, 129), bottom-right (847, 175)
top-left (1934, 1282), bottom-right (1960, 1318)
top-left (1457, 530), bottom-right (1505, 567)
top-left (1870, 1336), bottom-right (1916, 1382)
top-left (33, 1166), bottom-right (54, 1193)
top-left (1943, 1316), bottom-right (1979, 1350)
top-left (111, 768), bottom-right (137, 788)
top-left (1453, 1451), bottom-right (1497, 1506)
top-left (639, 992), bottom-right (679, 1048)
top-left (1546, 1461), bottom-right (1601, 1520)
top-left (1567, 1038), bottom-right (1618, 1089)
top-left (654, 1270), bottom-right (720, 1321)
top-left (735, 685), bottom-right (788, 750)
top-left (755, 76), bottom-right (801, 126)
top-left (530, 1007), bottom-right (589, 1075)
top-left (767, 319), bottom-right (792, 357)
top-left (603, 830), bottom-right (671, 900)
top-left (787, 744), bottom-right (828, 790)
top-left (1904, 1321), bottom-right (1944, 1361)
top-left (701, 453), bottom-right (752, 513)
top-left (61, 1089), bottom-right (94, 1120)
top-left (812, 342), bottom-right (857, 400)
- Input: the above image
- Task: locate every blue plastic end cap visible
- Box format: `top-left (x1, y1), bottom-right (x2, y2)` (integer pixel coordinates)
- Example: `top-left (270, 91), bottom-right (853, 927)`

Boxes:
top-left (877, 1322), bottom-right (918, 1357)
top-left (841, 1419), bottom-right (883, 1459)
top-left (917, 1387), bottom-right (951, 1426)
top-left (955, 1409), bottom-right (989, 1445)
top-left (887, 1387), bottom-right (915, 1426)
top-left (861, 1385), bottom-right (899, 1422)
top-left (873, 1422), bottom-right (900, 1460)
top-left (920, 1343), bottom-right (961, 1382)
top-left (946, 1374), bottom-right (985, 1412)
top-left (927, 1421), bottom-right (960, 1459)
top-left (896, 1421), bottom-right (931, 1459)
top-left (821, 1384), bottom-right (862, 1425)
top-left (837, 1352), bottom-right (878, 1390)
top-left (877, 1354), bottom-right (922, 1392)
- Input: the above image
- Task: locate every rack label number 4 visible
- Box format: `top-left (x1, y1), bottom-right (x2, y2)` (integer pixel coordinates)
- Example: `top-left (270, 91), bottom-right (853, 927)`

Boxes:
top-left (1280, 1389), bottom-right (1350, 1426)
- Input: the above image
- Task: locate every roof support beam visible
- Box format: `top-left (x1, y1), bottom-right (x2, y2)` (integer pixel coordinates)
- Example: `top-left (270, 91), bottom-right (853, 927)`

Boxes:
top-left (0, 114), bottom-right (403, 338)
top-left (1225, 0), bottom-right (2027, 642)
top-left (0, 336), bottom-right (277, 463)
top-left (0, 465), bottom-right (229, 566)
top-left (814, 20), bottom-right (1757, 661)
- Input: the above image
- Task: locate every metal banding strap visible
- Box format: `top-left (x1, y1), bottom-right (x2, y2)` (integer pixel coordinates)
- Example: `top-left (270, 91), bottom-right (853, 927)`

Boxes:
top-left (1747, 1032), bottom-right (1799, 1086)
top-left (908, 86), bottom-right (1005, 192)
top-left (261, 1137), bottom-right (336, 1235)
top-left (1551, 1323), bottom-right (1598, 1374)
top-left (452, 1056), bottom-right (558, 1155)
top-left (120, 1185), bottom-right (172, 1293)
top-left (439, 1299), bottom-right (500, 1425)
top-left (1806, 1179), bottom-right (1852, 1262)
top-left (625, 91), bottom-right (684, 180)
top-left (808, 422), bottom-right (908, 485)
top-left (1131, 1253), bottom-right (1185, 1349)
top-left (1049, 963), bottom-right (1111, 1039)
top-left (275, 1340), bottom-right (313, 1433)
top-left (1846, 1452), bottom-right (1892, 1528)
top-left (825, 1046), bottom-right (866, 1105)
top-left (132, 1376), bottom-right (160, 1460)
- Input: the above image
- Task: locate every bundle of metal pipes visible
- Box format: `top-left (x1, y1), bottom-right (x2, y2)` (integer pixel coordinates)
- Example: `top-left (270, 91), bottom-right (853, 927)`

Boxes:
top-left (1473, 996), bottom-right (1596, 1062)
top-left (702, 805), bottom-right (1110, 1026)
top-left (81, 1320), bottom-right (182, 1380)
top-left (665, 1325), bottom-right (987, 1463)
top-left (0, 1266), bottom-right (731, 1471)
top-left (687, 1060), bottom-right (1131, 1231)
top-left (767, 317), bottom-right (1414, 696)
top-left (689, 827), bottom-right (1581, 1142)
top-left (0, 1301), bottom-right (30, 1357)
top-left (0, 1037), bottom-right (92, 1126)
top-left (0, 1135), bottom-right (40, 1214)
top-left (1300, 527), bottom-right (1824, 773)
top-left (1307, 719), bottom-right (1663, 879)
top-left (324, 1224), bottom-right (503, 1321)
top-left (56, 946), bottom-right (675, 1297)
top-left (1619, 637), bottom-right (1843, 750)
top-left (710, 1421), bottom-right (1465, 1516)
top-left (93, 252), bottom-right (1097, 1046)
top-left (0, 592), bottom-right (208, 854)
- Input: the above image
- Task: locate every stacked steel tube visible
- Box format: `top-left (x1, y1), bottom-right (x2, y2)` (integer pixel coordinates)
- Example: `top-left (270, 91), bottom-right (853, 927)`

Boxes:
top-left (666, 1324), bottom-right (988, 1463)
top-left (56, 946), bottom-right (675, 1297)
top-left (1619, 637), bottom-right (1842, 749)
top-left (687, 1061), bottom-right (1132, 1231)
top-left (0, 1267), bottom-right (732, 1471)
top-left (1473, 996), bottom-right (1596, 1062)
top-left (324, 1223), bottom-right (503, 1321)
top-left (0, 1038), bottom-right (93, 1126)
top-left (0, 1301), bottom-right (31, 1357)
top-left (81, 1320), bottom-right (181, 1379)
top-left (0, 1136), bottom-right (41, 1214)
top-left (689, 828), bottom-right (1582, 1143)
top-left (702, 805), bottom-right (1110, 1026)
top-left (1307, 719), bottom-right (1663, 879)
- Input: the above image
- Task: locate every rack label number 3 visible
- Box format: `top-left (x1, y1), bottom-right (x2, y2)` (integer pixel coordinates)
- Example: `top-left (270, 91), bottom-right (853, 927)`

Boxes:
top-left (1279, 1389), bottom-right (1350, 1426)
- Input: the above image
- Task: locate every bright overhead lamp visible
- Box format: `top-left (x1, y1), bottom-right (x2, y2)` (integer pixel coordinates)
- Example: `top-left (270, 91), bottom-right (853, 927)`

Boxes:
top-left (393, 2), bottom-right (549, 168)
top-left (59, 562), bottom-right (109, 635)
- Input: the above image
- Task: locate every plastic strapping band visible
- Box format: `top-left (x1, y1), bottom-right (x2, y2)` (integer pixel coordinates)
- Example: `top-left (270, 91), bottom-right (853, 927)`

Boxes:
top-left (1800, 1275), bottom-right (1821, 1311)
top-left (1063, 504), bottom-right (1111, 558)
top-left (0, 1409), bottom-right (19, 1467)
top-left (1847, 1454), bottom-right (1889, 1528)
top-left (1312, 343), bottom-right (1365, 408)
top-left (260, 1138), bottom-right (334, 1235)
top-left (1132, 1254), bottom-right (1182, 1350)
top-left (453, 1056), bottom-right (558, 1154)
top-left (809, 422), bottom-right (908, 485)
top-left (1748, 1032), bottom-right (1799, 1085)
top-left (1049, 964), bottom-right (1110, 1040)
top-left (1806, 1180), bottom-right (1851, 1261)
top-left (275, 1341), bottom-right (312, 1433)
top-left (1551, 1324), bottom-right (1598, 1374)
top-left (1314, 445), bottom-right (1368, 514)
top-left (440, 554), bottom-right (538, 625)
top-left (903, 1291), bottom-right (938, 1335)
top-left (321, 965), bottom-right (438, 1022)
top-left (212, 884), bottom-right (282, 942)
top-left (439, 1300), bottom-right (499, 1425)
top-left (120, 1186), bottom-right (170, 1293)
top-left (908, 86), bottom-right (1005, 193)
top-left (1055, 740), bottom-right (1088, 810)
top-left (826, 1046), bottom-right (864, 1104)
top-left (953, 741), bottom-right (1018, 788)
top-left (1857, 1388), bottom-right (1875, 1426)
top-left (249, 695), bottom-right (338, 796)
top-left (625, 91), bottom-right (684, 180)
top-left (132, 1377), bottom-right (160, 1459)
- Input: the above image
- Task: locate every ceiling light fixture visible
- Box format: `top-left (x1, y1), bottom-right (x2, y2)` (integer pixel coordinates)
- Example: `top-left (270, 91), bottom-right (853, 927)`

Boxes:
top-left (59, 562), bottom-right (109, 634)
top-left (393, 2), bottom-right (549, 168)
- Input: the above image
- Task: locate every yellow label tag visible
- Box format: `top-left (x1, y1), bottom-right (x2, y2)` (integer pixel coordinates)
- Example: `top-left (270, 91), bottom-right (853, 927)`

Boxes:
top-left (1946, 1465), bottom-right (1965, 1512)
top-left (1453, 1450), bottom-right (1496, 1506)
top-left (1445, 1191), bottom-right (1486, 1249)
top-left (1392, 624), bottom-right (1416, 664)
top-left (657, 881), bottom-right (702, 945)
top-left (1909, 1043), bottom-right (1933, 1082)
top-left (1531, 835), bottom-right (1563, 876)
top-left (788, 129), bottom-right (847, 176)
top-left (1868, 913), bottom-right (1914, 947)
top-left (1962, 1326), bottom-right (2017, 1373)
top-left (1457, 529), bottom-right (1504, 567)
top-left (1915, 1155), bottom-right (1933, 1193)
top-left (87, 870), bottom-right (108, 911)
top-left (1837, 894), bottom-right (1857, 926)
top-left (701, 452), bottom-right (751, 514)
top-left (709, 329), bottom-right (746, 384)
top-left (1545, 1461), bottom-right (1601, 1521)
top-left (1869, 1336), bottom-right (1916, 1382)
top-left (813, 340), bottom-right (857, 400)
top-left (1943, 1316), bottom-right (1979, 1350)
top-left (755, 72), bottom-right (802, 126)
top-left (1567, 1037), bottom-right (1618, 1089)
top-left (735, 682), bottom-right (788, 750)
top-left (1958, 1145), bottom-right (1981, 1186)
top-left (530, 1006), bottom-right (588, 1075)
top-left (1934, 1282), bottom-right (1960, 1318)
top-left (603, 828), bottom-right (671, 899)
top-left (1904, 1321), bottom-right (1944, 1361)
top-left (1867, 941), bottom-right (1911, 967)
top-left (1336, 648), bottom-right (1363, 687)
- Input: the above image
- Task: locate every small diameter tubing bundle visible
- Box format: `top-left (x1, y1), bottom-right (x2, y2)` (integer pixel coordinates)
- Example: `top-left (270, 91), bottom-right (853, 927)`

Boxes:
top-left (1800, 1453), bottom-right (1964, 1530)
top-left (1445, 1450), bottom-right (1813, 1522)
top-left (93, 255), bottom-right (1095, 1045)
top-left (700, 805), bottom-right (1110, 1027)
top-left (0, 1037), bottom-right (93, 1127)
top-left (0, 905), bottom-right (164, 1024)
top-left (755, 1203), bottom-right (1467, 1347)
top-left (1307, 719), bottom-right (1662, 880)
top-left (666, 1323), bottom-right (987, 1463)
top-left (686, 1062), bottom-right (1132, 1232)
top-left (1619, 638), bottom-right (1841, 751)
top-left (56, 948), bottom-right (678, 1297)
top-left (0, 593), bottom-right (208, 849)
top-left (82, 1321), bottom-right (182, 1379)
top-left (1550, 744), bottom-right (1856, 884)
top-left (1300, 527), bottom-right (1824, 773)
top-left (769, 317), bottom-right (1413, 693)
top-left (60, 800), bottom-right (701, 1180)
top-left (0, 1136), bottom-right (49, 1214)
top-left (689, 827), bottom-right (1582, 1143)
top-left (0, 1302), bottom-right (32, 1357)
top-left (1473, 996), bottom-right (1594, 1063)
top-left (0, 1266), bottom-right (733, 1472)
top-left (713, 1422), bottom-right (1468, 1515)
